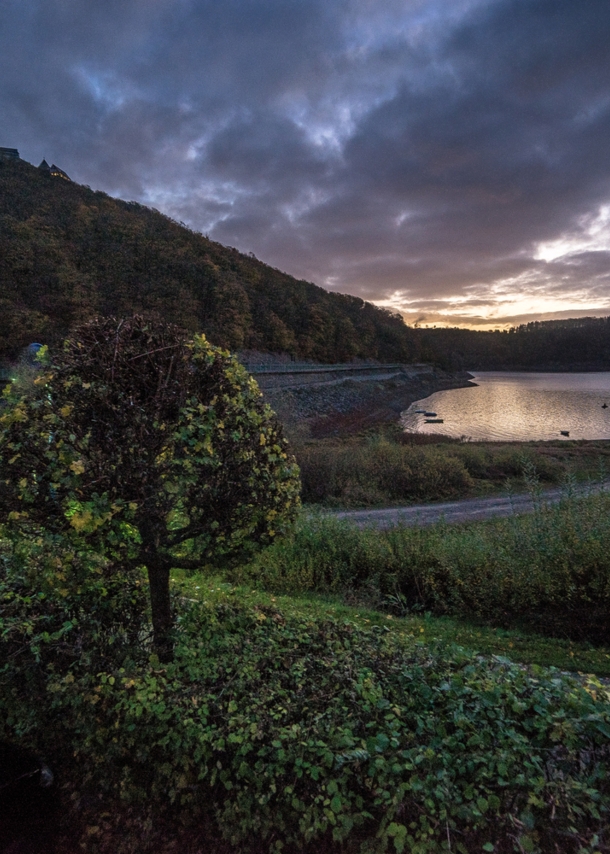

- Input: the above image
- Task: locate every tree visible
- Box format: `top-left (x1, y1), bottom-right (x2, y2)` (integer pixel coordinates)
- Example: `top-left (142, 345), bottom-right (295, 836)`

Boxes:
top-left (0, 316), bottom-right (301, 660)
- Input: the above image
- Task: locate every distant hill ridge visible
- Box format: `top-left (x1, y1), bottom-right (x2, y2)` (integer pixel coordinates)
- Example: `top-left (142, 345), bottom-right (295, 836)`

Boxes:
top-left (0, 158), bottom-right (417, 363)
top-left (3, 157), bottom-right (610, 372)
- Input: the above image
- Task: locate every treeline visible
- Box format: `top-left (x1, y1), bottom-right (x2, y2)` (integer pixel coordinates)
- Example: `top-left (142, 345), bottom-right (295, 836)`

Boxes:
top-left (0, 158), bottom-right (417, 363)
top-left (415, 317), bottom-right (610, 371)
top-left (3, 158), bottom-right (610, 371)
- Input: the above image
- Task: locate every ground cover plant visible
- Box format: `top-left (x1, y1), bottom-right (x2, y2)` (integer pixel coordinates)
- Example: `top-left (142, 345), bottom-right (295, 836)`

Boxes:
top-left (235, 483), bottom-right (610, 645)
top-left (3, 490), bottom-right (610, 850)
top-left (294, 431), bottom-right (610, 507)
top-left (2, 533), bottom-right (610, 854)
top-left (190, 581), bottom-right (610, 677)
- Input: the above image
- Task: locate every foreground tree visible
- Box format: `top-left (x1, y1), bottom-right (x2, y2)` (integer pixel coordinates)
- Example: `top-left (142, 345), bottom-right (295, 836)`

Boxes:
top-left (0, 316), bottom-right (300, 660)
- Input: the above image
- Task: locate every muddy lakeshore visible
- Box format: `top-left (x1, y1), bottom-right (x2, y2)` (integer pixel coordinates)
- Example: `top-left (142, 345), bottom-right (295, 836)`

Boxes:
top-left (258, 367), bottom-right (475, 438)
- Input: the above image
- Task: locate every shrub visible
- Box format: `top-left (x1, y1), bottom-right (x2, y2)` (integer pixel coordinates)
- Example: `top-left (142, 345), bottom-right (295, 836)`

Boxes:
top-left (0, 527), bottom-right (147, 726)
top-left (297, 439), bottom-right (473, 506)
top-left (0, 316), bottom-right (301, 659)
top-left (295, 436), bottom-right (575, 508)
top-left (3, 585), bottom-right (610, 853)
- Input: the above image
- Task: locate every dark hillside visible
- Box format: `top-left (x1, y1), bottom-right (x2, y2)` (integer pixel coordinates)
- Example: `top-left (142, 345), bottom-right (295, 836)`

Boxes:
top-left (0, 158), bottom-right (418, 362)
top-left (416, 318), bottom-right (610, 371)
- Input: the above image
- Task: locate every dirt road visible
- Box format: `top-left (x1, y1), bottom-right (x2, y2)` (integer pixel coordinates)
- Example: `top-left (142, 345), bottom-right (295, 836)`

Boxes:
top-left (329, 483), bottom-right (608, 529)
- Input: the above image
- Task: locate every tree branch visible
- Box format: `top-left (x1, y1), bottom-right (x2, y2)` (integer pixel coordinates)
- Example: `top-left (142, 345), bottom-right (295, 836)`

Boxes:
top-left (166, 556), bottom-right (209, 570)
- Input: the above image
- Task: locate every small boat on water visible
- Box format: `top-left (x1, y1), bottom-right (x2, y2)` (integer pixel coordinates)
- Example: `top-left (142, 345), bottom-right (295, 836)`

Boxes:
top-left (424, 411), bottom-right (437, 417)
top-left (425, 418), bottom-right (444, 424)
top-left (414, 409), bottom-right (428, 414)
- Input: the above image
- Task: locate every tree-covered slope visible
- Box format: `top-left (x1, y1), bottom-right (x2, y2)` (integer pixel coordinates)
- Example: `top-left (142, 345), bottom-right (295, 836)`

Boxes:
top-left (0, 158), bottom-right (417, 362)
top-left (416, 318), bottom-right (610, 371)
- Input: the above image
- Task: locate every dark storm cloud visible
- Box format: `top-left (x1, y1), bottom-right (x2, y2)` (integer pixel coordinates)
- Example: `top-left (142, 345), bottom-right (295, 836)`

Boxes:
top-left (2, 0), bottom-right (610, 325)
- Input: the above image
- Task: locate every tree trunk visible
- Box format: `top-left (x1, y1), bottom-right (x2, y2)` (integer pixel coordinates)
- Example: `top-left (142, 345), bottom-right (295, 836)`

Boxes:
top-left (146, 558), bottom-right (173, 663)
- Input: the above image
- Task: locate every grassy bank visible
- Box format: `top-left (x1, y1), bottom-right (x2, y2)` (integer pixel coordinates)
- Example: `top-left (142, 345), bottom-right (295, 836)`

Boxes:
top-left (233, 485), bottom-right (610, 645)
top-left (293, 430), bottom-right (610, 507)
top-left (175, 578), bottom-right (610, 677)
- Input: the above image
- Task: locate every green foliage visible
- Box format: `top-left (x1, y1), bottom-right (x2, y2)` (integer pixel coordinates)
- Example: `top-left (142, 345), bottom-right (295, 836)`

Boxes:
top-left (0, 158), bottom-right (417, 363)
top-left (235, 488), bottom-right (610, 644)
top-left (0, 315), bottom-right (301, 657)
top-left (2, 571), bottom-right (610, 853)
top-left (295, 435), bottom-right (572, 507)
top-left (0, 526), bottom-right (147, 736)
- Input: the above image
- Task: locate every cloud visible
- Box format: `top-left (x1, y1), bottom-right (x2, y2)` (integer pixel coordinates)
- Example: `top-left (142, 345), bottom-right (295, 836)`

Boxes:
top-left (2, 0), bottom-right (610, 326)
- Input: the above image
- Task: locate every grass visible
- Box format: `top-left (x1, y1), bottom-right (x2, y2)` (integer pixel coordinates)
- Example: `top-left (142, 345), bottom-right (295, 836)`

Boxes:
top-left (293, 429), bottom-right (610, 507)
top-left (172, 573), bottom-right (610, 679)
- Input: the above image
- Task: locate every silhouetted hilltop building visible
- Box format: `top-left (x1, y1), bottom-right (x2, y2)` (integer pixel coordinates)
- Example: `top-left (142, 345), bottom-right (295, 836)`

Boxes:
top-left (51, 164), bottom-right (70, 180)
top-left (0, 148), bottom-right (19, 161)
top-left (38, 159), bottom-right (71, 181)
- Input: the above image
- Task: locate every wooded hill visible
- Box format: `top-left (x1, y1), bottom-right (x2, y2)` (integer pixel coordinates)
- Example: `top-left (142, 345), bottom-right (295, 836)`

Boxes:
top-left (417, 318), bottom-right (610, 372)
top-left (3, 157), bottom-right (610, 371)
top-left (0, 158), bottom-right (417, 362)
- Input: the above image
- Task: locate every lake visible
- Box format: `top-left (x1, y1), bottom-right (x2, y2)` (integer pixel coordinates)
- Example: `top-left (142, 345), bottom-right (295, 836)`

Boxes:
top-left (401, 372), bottom-right (610, 441)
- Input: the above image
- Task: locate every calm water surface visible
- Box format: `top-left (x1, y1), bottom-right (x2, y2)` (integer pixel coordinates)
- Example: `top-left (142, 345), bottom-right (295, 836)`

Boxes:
top-left (401, 372), bottom-right (610, 441)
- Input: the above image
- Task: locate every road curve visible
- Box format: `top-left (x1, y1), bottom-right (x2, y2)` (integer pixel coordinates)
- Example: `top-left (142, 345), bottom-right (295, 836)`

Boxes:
top-left (328, 483), bottom-right (609, 529)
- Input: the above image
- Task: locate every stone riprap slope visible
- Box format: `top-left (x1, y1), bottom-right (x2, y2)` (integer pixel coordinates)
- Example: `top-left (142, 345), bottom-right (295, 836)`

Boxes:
top-left (243, 360), bottom-right (474, 436)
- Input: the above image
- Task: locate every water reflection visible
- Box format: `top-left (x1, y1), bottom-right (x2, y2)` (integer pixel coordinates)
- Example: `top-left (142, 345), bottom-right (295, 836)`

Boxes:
top-left (401, 372), bottom-right (610, 441)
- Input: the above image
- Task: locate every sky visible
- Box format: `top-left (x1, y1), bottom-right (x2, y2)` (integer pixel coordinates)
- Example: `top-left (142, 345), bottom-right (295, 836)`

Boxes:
top-left (2, 0), bottom-right (610, 329)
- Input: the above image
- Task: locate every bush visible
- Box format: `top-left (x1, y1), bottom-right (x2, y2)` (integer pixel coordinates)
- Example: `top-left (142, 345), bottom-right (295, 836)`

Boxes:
top-left (3, 579), bottom-right (610, 854)
top-left (297, 439), bottom-right (473, 506)
top-left (0, 528), bottom-right (148, 734)
top-left (294, 436), bottom-right (574, 508)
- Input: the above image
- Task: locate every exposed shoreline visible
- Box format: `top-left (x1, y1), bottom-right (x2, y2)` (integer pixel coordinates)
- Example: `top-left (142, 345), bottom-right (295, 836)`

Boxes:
top-left (261, 368), bottom-right (475, 438)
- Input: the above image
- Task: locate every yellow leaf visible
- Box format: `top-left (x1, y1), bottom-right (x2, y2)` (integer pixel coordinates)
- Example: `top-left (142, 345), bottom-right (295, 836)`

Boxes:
top-left (70, 510), bottom-right (93, 531)
top-left (60, 405), bottom-right (73, 418)
top-left (70, 460), bottom-right (85, 475)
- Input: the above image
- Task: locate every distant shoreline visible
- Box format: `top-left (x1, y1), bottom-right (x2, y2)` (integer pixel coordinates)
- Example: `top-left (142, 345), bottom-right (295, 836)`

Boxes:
top-left (262, 368), bottom-right (475, 438)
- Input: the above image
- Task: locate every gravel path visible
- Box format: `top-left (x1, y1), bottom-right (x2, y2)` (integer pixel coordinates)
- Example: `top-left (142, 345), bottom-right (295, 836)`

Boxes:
top-left (329, 483), bottom-right (609, 529)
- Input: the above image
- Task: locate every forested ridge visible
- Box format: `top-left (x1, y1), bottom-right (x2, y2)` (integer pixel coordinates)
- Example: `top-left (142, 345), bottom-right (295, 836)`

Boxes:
top-left (417, 318), bottom-right (610, 371)
top-left (2, 157), bottom-right (610, 370)
top-left (0, 158), bottom-right (417, 362)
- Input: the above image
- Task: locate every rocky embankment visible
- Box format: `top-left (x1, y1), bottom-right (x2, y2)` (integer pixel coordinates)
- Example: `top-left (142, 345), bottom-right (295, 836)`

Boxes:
top-left (250, 363), bottom-right (474, 437)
